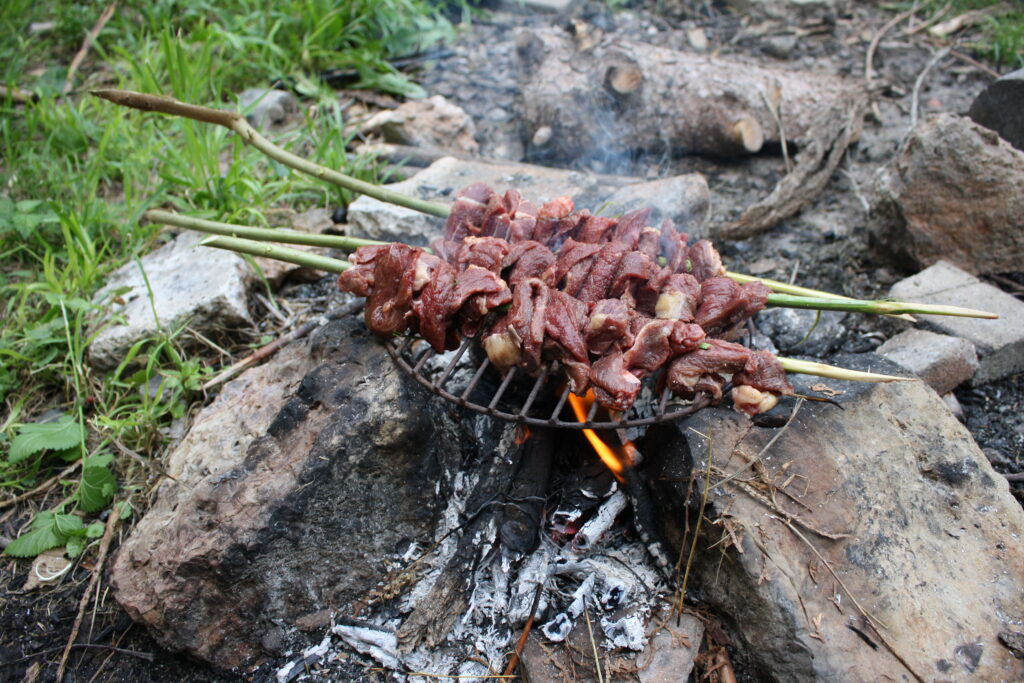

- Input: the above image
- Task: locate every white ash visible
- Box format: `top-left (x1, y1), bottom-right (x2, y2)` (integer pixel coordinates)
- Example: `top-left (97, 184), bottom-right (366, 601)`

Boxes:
top-left (330, 622), bottom-right (402, 671)
top-left (316, 427), bottom-right (666, 679)
top-left (274, 634), bottom-right (333, 683)
top-left (572, 489), bottom-right (628, 552)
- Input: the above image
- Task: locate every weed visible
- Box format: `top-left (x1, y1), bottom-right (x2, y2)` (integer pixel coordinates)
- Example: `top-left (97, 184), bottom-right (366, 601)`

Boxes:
top-left (1, 0), bottom-right (458, 557)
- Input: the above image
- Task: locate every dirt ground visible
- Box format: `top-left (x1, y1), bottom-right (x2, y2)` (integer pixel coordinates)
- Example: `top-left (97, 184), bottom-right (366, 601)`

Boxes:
top-left (2, 1), bottom-right (1021, 681)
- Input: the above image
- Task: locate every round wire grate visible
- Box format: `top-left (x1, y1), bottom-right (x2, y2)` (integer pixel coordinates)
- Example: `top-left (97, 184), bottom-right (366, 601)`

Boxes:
top-left (384, 335), bottom-right (711, 430)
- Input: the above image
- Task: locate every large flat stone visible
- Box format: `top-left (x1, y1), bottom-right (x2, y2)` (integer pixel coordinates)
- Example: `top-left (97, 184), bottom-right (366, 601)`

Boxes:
top-left (871, 113), bottom-right (1024, 275)
top-left (347, 156), bottom-right (708, 245)
top-left (88, 232), bottom-right (253, 369)
top-left (889, 261), bottom-right (1024, 384)
top-left (109, 316), bottom-right (466, 668)
top-left (876, 328), bottom-right (978, 395)
top-left (644, 354), bottom-right (1024, 682)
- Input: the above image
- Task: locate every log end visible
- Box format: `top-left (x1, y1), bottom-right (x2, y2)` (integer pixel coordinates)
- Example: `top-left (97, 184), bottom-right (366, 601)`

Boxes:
top-left (731, 115), bottom-right (764, 154)
top-left (605, 64), bottom-right (644, 96)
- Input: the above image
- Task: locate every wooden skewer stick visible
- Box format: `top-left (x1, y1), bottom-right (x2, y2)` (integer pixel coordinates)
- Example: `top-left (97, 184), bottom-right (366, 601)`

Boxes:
top-left (145, 212), bottom-right (963, 321)
top-left (91, 89), bottom-right (450, 218)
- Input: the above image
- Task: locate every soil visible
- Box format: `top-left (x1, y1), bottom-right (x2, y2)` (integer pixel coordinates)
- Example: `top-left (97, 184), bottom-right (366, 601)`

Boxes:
top-left (2, 1), bottom-right (1021, 681)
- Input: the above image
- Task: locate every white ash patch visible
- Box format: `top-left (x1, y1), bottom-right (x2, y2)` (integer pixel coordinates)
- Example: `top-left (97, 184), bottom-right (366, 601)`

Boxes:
top-left (312, 428), bottom-right (667, 679)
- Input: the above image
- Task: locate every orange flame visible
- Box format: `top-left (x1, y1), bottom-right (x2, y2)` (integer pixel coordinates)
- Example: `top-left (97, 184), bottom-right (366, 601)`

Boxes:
top-left (515, 424), bottom-right (532, 445)
top-left (567, 389), bottom-right (636, 482)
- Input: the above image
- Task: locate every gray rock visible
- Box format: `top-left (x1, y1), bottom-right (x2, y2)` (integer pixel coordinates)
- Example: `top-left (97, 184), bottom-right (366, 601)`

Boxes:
top-left (871, 113), bottom-right (1024, 275)
top-left (968, 68), bottom-right (1024, 151)
top-left (88, 232), bottom-right (253, 370)
top-left (347, 156), bottom-right (700, 246)
top-left (237, 88), bottom-right (299, 131)
top-left (109, 316), bottom-right (465, 668)
top-left (496, 0), bottom-right (575, 12)
top-left (636, 610), bottom-right (703, 683)
top-left (644, 353), bottom-right (1024, 682)
top-left (876, 328), bottom-right (978, 394)
top-left (756, 307), bottom-right (847, 357)
top-left (361, 95), bottom-right (478, 154)
top-left (604, 174), bottom-right (711, 236)
top-left (890, 261), bottom-right (1024, 384)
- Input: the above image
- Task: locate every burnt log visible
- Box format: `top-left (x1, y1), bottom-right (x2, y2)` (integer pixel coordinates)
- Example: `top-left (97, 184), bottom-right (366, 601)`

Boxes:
top-left (516, 28), bottom-right (866, 237)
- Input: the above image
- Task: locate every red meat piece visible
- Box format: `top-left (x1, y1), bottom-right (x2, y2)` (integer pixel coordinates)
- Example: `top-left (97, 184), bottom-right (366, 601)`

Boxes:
top-left (687, 240), bottom-right (726, 282)
top-left (364, 243), bottom-right (421, 337)
top-left (611, 208), bottom-right (652, 248)
top-left (590, 351), bottom-right (642, 412)
top-left (732, 351), bottom-right (794, 395)
top-left (666, 339), bottom-right (751, 395)
top-left (586, 299), bottom-right (633, 356)
top-left (575, 214), bottom-right (618, 243)
top-left (509, 277), bottom-right (550, 371)
top-left (694, 277), bottom-right (770, 337)
top-left (545, 290), bottom-right (589, 362)
top-left (576, 242), bottom-right (629, 304)
top-left (456, 236), bottom-right (511, 274)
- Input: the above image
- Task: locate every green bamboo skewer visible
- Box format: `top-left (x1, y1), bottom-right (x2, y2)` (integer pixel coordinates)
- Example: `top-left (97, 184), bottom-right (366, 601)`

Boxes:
top-left (766, 292), bottom-right (997, 319)
top-left (149, 211), bottom-right (998, 320)
top-left (778, 358), bottom-right (910, 383)
top-left (93, 89), bottom-right (450, 218)
top-left (102, 90), bottom-right (911, 312)
top-left (201, 235), bottom-right (911, 384)
top-left (198, 234), bottom-right (995, 324)
top-left (201, 235), bottom-right (351, 272)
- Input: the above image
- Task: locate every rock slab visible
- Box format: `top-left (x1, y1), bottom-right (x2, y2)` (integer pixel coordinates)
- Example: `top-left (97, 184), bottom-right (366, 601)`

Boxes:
top-left (109, 316), bottom-right (463, 668)
top-left (969, 67), bottom-right (1024, 151)
top-left (871, 113), bottom-right (1024, 275)
top-left (876, 328), bottom-right (979, 394)
top-left (88, 232), bottom-right (253, 369)
top-left (347, 156), bottom-right (709, 245)
top-left (362, 95), bottom-right (479, 154)
top-left (890, 260), bottom-right (1024, 384)
top-left (644, 354), bottom-right (1024, 682)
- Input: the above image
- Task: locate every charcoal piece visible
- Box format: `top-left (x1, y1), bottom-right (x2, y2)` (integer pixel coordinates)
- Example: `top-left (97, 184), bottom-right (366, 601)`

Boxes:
top-left (500, 428), bottom-right (555, 555)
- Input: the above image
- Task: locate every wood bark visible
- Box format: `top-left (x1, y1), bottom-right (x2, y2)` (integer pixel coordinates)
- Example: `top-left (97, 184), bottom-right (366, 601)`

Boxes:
top-left (516, 29), bottom-right (867, 237)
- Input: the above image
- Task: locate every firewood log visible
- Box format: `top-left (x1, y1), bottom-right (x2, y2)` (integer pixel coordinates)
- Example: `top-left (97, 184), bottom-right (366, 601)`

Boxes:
top-left (516, 28), bottom-right (862, 160)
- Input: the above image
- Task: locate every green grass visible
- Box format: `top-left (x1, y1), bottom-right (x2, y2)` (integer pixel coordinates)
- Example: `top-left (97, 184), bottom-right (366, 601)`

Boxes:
top-left (914, 0), bottom-right (1024, 69)
top-left (0, 0), bottom-right (460, 557)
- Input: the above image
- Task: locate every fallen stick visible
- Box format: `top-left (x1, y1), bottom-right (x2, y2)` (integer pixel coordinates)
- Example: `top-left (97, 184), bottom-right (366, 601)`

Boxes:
top-left (55, 510), bottom-right (120, 681)
top-left (63, 3), bottom-right (117, 96)
top-left (0, 84), bottom-right (38, 103)
top-left (0, 461), bottom-right (81, 510)
top-left (503, 583), bottom-right (544, 677)
top-left (91, 89), bottom-right (450, 218)
top-left (202, 300), bottom-right (364, 390)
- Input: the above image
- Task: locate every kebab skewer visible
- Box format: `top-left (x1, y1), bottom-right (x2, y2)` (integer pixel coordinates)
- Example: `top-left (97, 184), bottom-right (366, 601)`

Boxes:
top-left (92, 90), bottom-right (999, 417)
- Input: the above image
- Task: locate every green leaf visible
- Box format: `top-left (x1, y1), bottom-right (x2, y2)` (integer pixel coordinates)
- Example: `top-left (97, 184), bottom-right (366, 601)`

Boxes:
top-left (85, 521), bottom-right (106, 538)
top-left (77, 465), bottom-right (117, 513)
top-left (84, 451), bottom-right (114, 468)
top-left (13, 212), bottom-right (44, 238)
top-left (116, 501), bottom-right (133, 520)
top-left (4, 513), bottom-right (65, 558)
top-left (65, 536), bottom-right (85, 559)
top-left (54, 513), bottom-right (86, 537)
top-left (9, 416), bottom-right (84, 463)
top-left (15, 199), bottom-right (44, 213)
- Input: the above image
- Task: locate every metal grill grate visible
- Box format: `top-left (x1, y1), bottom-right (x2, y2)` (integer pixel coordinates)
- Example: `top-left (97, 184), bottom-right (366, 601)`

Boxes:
top-left (384, 335), bottom-right (711, 430)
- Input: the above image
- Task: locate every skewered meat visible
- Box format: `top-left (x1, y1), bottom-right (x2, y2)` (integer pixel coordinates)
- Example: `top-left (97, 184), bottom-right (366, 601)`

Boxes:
top-left (339, 183), bottom-right (787, 415)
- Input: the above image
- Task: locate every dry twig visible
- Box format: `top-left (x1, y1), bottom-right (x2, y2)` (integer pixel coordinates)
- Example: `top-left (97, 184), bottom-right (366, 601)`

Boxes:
top-left (62, 3), bottom-right (117, 96)
top-left (0, 462), bottom-right (81, 510)
top-left (55, 510), bottom-right (120, 681)
top-left (502, 583), bottom-right (544, 677)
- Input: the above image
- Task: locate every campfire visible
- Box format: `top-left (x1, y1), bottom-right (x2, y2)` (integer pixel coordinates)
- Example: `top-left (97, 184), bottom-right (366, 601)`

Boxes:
top-left (90, 89), bottom-right (1013, 680)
